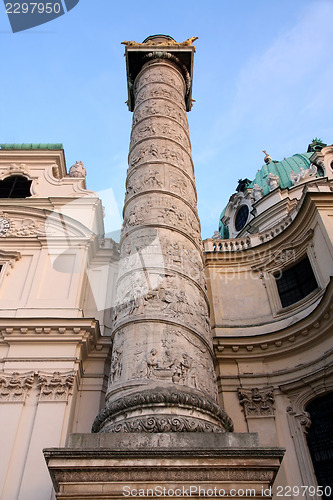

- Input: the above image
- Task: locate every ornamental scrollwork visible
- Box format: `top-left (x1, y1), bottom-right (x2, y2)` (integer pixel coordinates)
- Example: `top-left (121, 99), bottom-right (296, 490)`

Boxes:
top-left (286, 406), bottom-right (311, 431)
top-left (92, 387), bottom-right (234, 433)
top-left (0, 372), bottom-right (34, 402)
top-left (38, 371), bottom-right (75, 401)
top-left (238, 387), bottom-right (275, 417)
top-left (1, 217), bottom-right (46, 237)
top-left (101, 415), bottom-right (224, 434)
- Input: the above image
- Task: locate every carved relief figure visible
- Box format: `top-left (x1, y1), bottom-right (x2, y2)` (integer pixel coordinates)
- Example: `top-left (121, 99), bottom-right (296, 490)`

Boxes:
top-left (165, 240), bottom-right (182, 266)
top-left (130, 142), bottom-right (187, 169)
top-left (126, 175), bottom-right (143, 196)
top-left (187, 212), bottom-right (200, 236)
top-left (134, 68), bottom-right (184, 95)
top-left (159, 204), bottom-right (184, 225)
top-left (133, 101), bottom-right (187, 129)
top-left (266, 172), bottom-right (279, 191)
top-left (290, 164), bottom-right (317, 185)
top-left (145, 348), bottom-right (158, 378)
top-left (179, 353), bottom-right (197, 387)
top-left (251, 183), bottom-right (263, 202)
top-left (110, 348), bottom-right (123, 384)
top-left (131, 120), bottom-right (189, 150)
top-left (160, 349), bottom-right (175, 369)
top-left (161, 146), bottom-right (185, 165)
top-left (170, 175), bottom-right (188, 196)
top-left (125, 201), bottom-right (151, 228)
top-left (134, 89), bottom-right (147, 105)
top-left (144, 169), bottom-right (162, 188)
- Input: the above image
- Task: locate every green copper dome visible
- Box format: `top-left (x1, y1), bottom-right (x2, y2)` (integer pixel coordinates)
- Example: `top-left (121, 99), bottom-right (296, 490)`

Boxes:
top-left (248, 152), bottom-right (313, 196)
top-left (218, 207), bottom-right (229, 238)
top-left (218, 148), bottom-right (320, 238)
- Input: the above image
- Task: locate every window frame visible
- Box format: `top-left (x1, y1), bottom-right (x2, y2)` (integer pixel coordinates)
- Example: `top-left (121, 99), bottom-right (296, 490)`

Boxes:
top-left (235, 204), bottom-right (250, 232)
top-left (274, 256), bottom-right (319, 309)
top-left (0, 174), bottom-right (33, 199)
top-left (261, 243), bottom-right (324, 318)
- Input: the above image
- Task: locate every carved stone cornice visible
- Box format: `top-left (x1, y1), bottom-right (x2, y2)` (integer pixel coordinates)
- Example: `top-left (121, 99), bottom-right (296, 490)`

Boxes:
top-left (0, 371), bottom-right (34, 402)
top-left (238, 387), bottom-right (275, 417)
top-left (50, 466), bottom-right (275, 485)
top-left (0, 162), bottom-right (31, 179)
top-left (38, 371), bottom-right (75, 402)
top-left (0, 319), bottom-right (104, 362)
top-left (0, 248), bottom-right (21, 262)
top-left (0, 205), bottom-right (93, 240)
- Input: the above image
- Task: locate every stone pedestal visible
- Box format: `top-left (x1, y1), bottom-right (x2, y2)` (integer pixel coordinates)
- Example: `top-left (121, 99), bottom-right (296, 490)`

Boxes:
top-left (44, 433), bottom-right (284, 499)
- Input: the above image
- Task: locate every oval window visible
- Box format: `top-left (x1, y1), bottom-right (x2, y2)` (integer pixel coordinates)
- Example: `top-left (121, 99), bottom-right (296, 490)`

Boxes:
top-left (235, 205), bottom-right (249, 231)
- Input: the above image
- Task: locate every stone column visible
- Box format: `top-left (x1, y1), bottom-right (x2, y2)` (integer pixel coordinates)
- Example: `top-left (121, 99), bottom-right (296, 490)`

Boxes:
top-left (93, 36), bottom-right (232, 433)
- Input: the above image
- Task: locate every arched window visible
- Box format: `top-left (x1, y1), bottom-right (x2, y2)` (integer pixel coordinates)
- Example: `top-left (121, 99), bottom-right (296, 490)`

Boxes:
top-left (0, 175), bottom-right (32, 198)
top-left (306, 393), bottom-right (333, 498)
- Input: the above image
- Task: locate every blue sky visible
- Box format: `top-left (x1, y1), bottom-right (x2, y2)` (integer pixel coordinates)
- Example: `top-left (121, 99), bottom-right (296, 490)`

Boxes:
top-left (1, 0), bottom-right (332, 239)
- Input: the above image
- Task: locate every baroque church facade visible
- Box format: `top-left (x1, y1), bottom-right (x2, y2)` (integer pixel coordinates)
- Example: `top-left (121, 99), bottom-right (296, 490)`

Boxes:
top-left (0, 36), bottom-right (332, 500)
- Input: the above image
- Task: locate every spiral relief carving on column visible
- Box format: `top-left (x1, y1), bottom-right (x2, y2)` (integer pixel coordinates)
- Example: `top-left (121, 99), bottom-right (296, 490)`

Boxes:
top-left (93, 36), bottom-right (233, 434)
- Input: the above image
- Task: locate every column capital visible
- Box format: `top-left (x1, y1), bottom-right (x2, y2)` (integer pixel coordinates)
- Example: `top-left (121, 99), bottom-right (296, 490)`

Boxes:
top-left (123, 35), bottom-right (195, 111)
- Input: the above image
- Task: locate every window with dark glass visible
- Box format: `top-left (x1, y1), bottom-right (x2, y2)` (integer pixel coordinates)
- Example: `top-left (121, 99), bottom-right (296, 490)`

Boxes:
top-left (306, 393), bottom-right (333, 499)
top-left (235, 205), bottom-right (249, 231)
top-left (275, 256), bottom-right (318, 308)
top-left (0, 175), bottom-right (32, 198)
top-left (317, 165), bottom-right (325, 177)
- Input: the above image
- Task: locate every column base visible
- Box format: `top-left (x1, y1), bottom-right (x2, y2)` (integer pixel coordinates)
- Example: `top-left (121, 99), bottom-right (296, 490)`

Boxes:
top-left (93, 387), bottom-right (234, 433)
top-left (44, 433), bottom-right (284, 499)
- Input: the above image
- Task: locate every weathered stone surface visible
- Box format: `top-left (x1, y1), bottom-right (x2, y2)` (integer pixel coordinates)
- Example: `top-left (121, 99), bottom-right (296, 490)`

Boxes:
top-left (67, 431), bottom-right (260, 449)
top-left (44, 432), bottom-right (284, 499)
